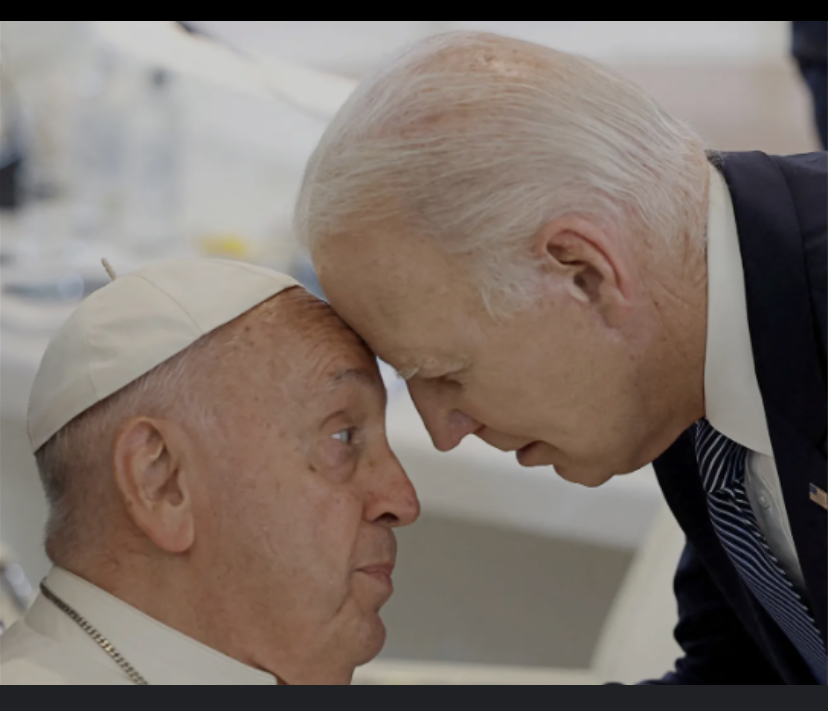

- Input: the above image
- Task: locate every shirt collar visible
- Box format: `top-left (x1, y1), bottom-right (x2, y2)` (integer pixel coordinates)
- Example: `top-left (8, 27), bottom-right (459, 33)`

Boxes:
top-left (34, 567), bottom-right (278, 686)
top-left (705, 164), bottom-right (774, 457)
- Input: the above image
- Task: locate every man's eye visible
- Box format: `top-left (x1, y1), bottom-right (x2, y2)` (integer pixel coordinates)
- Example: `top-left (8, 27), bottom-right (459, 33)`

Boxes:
top-left (331, 429), bottom-right (355, 446)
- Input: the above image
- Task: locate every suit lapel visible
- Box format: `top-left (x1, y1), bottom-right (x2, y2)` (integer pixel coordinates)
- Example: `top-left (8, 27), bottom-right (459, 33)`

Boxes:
top-left (720, 152), bottom-right (827, 639)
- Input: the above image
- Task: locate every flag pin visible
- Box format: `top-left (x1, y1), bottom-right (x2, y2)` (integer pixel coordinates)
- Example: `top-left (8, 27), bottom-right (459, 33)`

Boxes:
top-left (811, 485), bottom-right (828, 512)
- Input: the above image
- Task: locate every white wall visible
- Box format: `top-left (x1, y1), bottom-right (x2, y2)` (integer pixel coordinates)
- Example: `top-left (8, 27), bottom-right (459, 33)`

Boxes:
top-left (188, 20), bottom-right (819, 154)
top-left (190, 21), bottom-right (793, 77)
top-left (461, 21), bottom-right (789, 61)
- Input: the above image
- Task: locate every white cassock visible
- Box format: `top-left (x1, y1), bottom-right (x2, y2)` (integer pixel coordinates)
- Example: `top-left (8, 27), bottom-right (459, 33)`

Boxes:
top-left (0, 567), bottom-right (278, 685)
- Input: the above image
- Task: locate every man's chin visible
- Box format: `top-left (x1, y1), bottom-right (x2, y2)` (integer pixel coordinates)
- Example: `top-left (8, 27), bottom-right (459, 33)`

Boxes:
top-left (555, 464), bottom-right (617, 489)
top-left (517, 442), bottom-right (615, 489)
top-left (353, 615), bottom-right (387, 667)
top-left (519, 444), bottom-right (619, 488)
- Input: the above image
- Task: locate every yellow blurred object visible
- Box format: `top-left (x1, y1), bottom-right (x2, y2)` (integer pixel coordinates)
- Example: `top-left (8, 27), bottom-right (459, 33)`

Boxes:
top-left (197, 233), bottom-right (255, 260)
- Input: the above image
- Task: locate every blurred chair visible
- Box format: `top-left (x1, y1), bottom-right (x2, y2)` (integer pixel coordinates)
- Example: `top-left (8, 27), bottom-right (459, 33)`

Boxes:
top-left (355, 504), bottom-right (686, 685)
top-left (591, 505), bottom-right (684, 683)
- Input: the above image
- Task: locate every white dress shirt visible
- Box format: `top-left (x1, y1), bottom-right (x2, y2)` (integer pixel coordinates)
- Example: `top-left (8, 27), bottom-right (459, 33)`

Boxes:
top-left (0, 567), bottom-right (278, 685)
top-left (705, 166), bottom-right (807, 594)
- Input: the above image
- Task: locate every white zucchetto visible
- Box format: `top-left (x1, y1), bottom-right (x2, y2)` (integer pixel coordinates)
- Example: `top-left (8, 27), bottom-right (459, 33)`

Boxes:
top-left (28, 259), bottom-right (300, 453)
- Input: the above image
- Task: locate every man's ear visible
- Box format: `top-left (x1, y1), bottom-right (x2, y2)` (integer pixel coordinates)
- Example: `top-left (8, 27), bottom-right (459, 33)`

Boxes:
top-left (535, 216), bottom-right (632, 326)
top-left (112, 418), bottom-right (195, 555)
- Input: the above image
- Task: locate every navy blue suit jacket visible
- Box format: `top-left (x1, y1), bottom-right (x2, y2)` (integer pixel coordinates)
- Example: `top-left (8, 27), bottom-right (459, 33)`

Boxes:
top-left (651, 152), bottom-right (827, 685)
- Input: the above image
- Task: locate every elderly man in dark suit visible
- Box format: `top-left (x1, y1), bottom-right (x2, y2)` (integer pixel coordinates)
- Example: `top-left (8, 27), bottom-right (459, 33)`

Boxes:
top-left (296, 31), bottom-right (827, 684)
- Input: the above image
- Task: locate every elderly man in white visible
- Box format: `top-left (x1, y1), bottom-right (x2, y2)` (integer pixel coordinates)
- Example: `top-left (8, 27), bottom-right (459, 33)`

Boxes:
top-left (0, 259), bottom-right (420, 685)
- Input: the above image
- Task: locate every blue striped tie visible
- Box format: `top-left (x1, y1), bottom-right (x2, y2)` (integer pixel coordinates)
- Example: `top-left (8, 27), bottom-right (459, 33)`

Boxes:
top-left (694, 419), bottom-right (827, 684)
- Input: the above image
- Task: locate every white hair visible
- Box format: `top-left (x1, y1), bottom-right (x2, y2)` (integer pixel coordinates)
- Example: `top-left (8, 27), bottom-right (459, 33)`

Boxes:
top-left (295, 31), bottom-right (708, 313)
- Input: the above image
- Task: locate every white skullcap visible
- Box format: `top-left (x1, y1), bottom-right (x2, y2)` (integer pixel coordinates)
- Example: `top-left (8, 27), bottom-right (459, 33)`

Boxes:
top-left (28, 259), bottom-right (300, 453)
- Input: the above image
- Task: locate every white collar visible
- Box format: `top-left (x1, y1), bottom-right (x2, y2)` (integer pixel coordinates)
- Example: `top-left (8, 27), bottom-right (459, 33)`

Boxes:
top-left (704, 165), bottom-right (774, 457)
top-left (28, 567), bottom-right (278, 686)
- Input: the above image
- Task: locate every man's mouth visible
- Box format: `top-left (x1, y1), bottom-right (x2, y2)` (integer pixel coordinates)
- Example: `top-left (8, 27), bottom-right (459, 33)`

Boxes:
top-left (516, 442), bottom-right (543, 467)
top-left (357, 563), bottom-right (395, 591)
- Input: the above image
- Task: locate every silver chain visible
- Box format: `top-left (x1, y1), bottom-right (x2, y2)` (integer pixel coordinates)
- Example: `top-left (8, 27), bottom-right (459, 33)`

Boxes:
top-left (40, 583), bottom-right (150, 686)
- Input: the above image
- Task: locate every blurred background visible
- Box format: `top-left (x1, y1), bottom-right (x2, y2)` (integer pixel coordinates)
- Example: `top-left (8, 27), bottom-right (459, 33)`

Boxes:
top-left (0, 21), bottom-right (825, 684)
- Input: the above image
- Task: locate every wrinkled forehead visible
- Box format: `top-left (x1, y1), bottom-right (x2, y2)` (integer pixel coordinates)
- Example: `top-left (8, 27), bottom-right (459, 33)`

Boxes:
top-left (213, 290), bottom-right (383, 400)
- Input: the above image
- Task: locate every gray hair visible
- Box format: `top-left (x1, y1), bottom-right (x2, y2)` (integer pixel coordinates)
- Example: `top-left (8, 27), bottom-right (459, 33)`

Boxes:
top-left (295, 31), bottom-right (708, 313)
top-left (35, 329), bottom-right (221, 564)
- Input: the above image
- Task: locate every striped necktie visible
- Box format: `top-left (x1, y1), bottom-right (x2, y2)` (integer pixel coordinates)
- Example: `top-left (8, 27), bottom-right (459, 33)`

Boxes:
top-left (694, 419), bottom-right (827, 684)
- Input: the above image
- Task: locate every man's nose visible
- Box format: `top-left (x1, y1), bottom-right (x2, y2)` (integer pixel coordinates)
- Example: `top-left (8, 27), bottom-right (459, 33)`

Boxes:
top-left (408, 379), bottom-right (481, 453)
top-left (367, 451), bottom-right (421, 529)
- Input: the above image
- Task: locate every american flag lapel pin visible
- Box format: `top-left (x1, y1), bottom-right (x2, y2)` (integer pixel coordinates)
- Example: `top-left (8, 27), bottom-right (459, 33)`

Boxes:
top-left (811, 485), bottom-right (828, 512)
